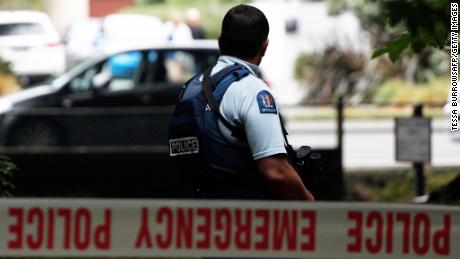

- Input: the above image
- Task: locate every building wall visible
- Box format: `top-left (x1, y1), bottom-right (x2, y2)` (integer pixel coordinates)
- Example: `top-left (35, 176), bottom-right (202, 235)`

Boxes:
top-left (89, 0), bottom-right (134, 18)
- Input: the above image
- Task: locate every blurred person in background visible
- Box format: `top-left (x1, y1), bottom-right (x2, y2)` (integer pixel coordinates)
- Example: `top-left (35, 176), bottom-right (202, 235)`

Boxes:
top-left (164, 10), bottom-right (192, 44)
top-left (186, 8), bottom-right (206, 39)
top-left (164, 11), bottom-right (193, 85)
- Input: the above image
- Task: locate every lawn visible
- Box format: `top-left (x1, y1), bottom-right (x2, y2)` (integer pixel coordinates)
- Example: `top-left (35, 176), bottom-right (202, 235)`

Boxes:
top-left (346, 167), bottom-right (460, 204)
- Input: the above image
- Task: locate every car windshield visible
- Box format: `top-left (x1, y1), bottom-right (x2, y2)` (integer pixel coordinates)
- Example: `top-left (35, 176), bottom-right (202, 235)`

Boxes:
top-left (0, 23), bottom-right (45, 36)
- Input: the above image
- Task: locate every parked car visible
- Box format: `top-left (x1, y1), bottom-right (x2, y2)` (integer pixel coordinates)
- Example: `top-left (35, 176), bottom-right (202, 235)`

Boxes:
top-left (0, 11), bottom-right (65, 85)
top-left (63, 14), bottom-right (166, 69)
top-left (0, 40), bottom-right (219, 147)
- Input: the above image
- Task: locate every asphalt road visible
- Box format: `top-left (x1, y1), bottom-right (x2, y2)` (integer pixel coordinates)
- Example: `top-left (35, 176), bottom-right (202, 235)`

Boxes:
top-left (285, 118), bottom-right (460, 169)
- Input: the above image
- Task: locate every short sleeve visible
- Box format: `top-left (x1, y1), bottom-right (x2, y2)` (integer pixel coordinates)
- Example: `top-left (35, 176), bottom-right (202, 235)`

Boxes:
top-left (241, 86), bottom-right (287, 160)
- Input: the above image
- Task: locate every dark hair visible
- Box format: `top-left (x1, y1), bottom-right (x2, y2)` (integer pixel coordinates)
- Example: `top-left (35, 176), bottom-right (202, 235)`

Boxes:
top-left (219, 4), bottom-right (269, 58)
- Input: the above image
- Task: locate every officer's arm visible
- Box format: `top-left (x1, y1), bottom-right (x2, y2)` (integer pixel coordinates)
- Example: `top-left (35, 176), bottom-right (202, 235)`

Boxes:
top-left (257, 155), bottom-right (315, 201)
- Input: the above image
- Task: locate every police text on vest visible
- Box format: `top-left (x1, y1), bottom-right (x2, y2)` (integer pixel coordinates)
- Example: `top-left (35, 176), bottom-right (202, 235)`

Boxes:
top-left (169, 137), bottom-right (200, 156)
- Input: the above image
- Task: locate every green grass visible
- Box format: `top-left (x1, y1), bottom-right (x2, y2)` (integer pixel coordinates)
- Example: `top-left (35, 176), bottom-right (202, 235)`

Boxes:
top-left (346, 167), bottom-right (460, 203)
top-left (371, 76), bottom-right (449, 105)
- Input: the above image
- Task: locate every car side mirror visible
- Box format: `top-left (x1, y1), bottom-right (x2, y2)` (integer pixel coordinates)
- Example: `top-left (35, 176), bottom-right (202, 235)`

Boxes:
top-left (92, 72), bottom-right (112, 93)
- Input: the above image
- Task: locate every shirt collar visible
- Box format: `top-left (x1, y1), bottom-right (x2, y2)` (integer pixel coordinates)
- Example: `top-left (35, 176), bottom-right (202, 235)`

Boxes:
top-left (217, 55), bottom-right (261, 77)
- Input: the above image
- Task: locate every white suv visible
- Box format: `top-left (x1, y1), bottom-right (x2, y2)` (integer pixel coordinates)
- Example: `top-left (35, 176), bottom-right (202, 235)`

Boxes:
top-left (0, 11), bottom-right (65, 85)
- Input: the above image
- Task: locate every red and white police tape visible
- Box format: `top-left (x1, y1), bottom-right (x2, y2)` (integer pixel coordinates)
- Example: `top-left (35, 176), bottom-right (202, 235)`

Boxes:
top-left (0, 199), bottom-right (458, 258)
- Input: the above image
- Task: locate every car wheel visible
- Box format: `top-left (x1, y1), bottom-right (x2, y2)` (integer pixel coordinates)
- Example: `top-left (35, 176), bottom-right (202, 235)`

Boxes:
top-left (6, 121), bottom-right (64, 147)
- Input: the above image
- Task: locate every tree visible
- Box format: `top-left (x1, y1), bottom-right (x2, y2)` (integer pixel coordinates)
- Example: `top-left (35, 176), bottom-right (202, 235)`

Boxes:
top-left (291, 0), bottom-right (448, 103)
top-left (329, 0), bottom-right (450, 62)
top-left (372, 0), bottom-right (450, 62)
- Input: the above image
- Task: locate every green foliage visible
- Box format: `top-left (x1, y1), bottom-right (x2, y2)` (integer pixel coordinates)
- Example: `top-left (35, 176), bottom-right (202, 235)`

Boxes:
top-left (348, 168), bottom-right (460, 203)
top-left (372, 33), bottom-right (411, 62)
top-left (0, 156), bottom-right (16, 197)
top-left (328, 0), bottom-right (450, 62)
top-left (0, 57), bottom-right (13, 75)
top-left (318, 0), bottom-right (451, 104)
top-left (373, 0), bottom-right (450, 62)
top-left (378, 173), bottom-right (414, 202)
top-left (294, 46), bottom-right (368, 102)
top-left (371, 76), bottom-right (449, 105)
top-left (328, 0), bottom-right (394, 47)
top-left (328, 0), bottom-right (385, 26)
top-left (381, 170), bottom-right (460, 203)
top-left (0, 0), bottom-right (43, 10)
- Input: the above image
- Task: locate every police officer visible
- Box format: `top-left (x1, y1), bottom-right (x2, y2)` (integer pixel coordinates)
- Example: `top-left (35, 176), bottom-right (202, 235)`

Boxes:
top-left (173, 4), bottom-right (314, 201)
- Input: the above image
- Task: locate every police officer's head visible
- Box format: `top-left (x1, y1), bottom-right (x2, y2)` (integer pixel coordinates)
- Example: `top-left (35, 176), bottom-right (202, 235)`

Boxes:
top-left (219, 4), bottom-right (269, 65)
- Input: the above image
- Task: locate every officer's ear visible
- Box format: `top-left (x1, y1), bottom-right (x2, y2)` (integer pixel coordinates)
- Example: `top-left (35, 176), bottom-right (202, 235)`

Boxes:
top-left (218, 34), bottom-right (223, 51)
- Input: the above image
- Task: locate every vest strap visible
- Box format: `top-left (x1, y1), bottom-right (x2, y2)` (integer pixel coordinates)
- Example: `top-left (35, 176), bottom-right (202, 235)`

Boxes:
top-left (202, 65), bottom-right (247, 140)
top-left (279, 116), bottom-right (298, 162)
top-left (210, 64), bottom-right (245, 88)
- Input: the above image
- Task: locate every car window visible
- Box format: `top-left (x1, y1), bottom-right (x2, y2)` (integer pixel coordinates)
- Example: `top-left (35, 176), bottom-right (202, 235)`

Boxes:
top-left (67, 49), bottom-right (217, 93)
top-left (69, 65), bottom-right (99, 93)
top-left (102, 51), bottom-right (144, 92)
top-left (68, 50), bottom-right (148, 94)
top-left (0, 23), bottom-right (45, 36)
top-left (157, 50), bottom-right (218, 84)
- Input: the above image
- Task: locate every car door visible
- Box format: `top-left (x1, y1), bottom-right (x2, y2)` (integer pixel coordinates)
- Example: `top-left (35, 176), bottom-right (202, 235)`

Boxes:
top-left (58, 50), bottom-right (154, 146)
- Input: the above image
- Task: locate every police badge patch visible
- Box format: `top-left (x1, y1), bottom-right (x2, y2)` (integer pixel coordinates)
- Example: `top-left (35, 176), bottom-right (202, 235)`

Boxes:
top-left (256, 90), bottom-right (277, 114)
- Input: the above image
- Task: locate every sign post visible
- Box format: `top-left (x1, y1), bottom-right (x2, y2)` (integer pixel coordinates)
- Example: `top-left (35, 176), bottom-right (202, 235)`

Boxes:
top-left (395, 104), bottom-right (431, 199)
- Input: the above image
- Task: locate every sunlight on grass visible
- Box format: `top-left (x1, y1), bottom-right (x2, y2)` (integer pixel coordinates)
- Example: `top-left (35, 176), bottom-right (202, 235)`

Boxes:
top-left (372, 76), bottom-right (449, 105)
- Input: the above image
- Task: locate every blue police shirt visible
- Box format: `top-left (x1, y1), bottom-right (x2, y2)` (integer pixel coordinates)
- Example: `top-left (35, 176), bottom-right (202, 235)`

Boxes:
top-left (210, 56), bottom-right (287, 160)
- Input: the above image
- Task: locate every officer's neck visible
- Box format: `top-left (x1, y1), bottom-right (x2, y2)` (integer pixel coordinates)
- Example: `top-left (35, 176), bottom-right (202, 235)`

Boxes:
top-left (236, 56), bottom-right (262, 66)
